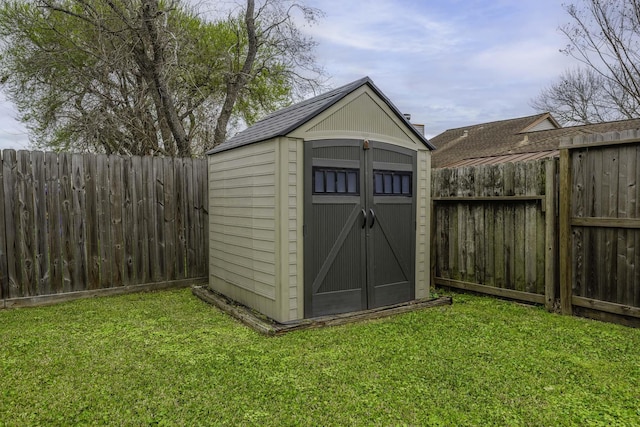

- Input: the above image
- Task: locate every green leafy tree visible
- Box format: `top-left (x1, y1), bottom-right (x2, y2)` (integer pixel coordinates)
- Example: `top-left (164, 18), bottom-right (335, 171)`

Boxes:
top-left (0, 0), bottom-right (325, 155)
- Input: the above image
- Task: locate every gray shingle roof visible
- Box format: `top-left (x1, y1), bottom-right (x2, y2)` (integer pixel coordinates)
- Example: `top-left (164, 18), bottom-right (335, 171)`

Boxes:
top-left (207, 76), bottom-right (433, 154)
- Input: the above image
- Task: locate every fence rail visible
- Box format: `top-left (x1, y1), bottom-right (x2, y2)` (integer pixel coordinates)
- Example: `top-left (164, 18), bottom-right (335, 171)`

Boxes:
top-left (559, 130), bottom-right (640, 323)
top-left (0, 150), bottom-right (208, 307)
top-left (431, 159), bottom-right (557, 311)
top-left (433, 130), bottom-right (640, 325)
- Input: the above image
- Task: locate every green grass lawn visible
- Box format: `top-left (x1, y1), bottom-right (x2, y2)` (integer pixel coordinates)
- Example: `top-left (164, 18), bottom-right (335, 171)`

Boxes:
top-left (1, 288), bottom-right (639, 426)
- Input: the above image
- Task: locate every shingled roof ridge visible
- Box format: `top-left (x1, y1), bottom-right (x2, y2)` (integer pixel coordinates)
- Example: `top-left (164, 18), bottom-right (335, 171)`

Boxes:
top-left (442, 112), bottom-right (551, 133)
top-left (254, 76), bottom-right (371, 122)
top-left (556, 116), bottom-right (640, 130)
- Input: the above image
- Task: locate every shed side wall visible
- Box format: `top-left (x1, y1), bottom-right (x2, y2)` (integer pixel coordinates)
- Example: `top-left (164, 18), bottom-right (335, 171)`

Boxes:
top-left (276, 137), bottom-right (304, 322)
top-left (208, 141), bottom-right (279, 320)
top-left (416, 149), bottom-right (431, 298)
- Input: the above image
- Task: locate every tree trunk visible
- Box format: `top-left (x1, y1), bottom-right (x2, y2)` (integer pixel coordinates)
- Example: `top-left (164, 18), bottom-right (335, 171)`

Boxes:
top-left (212, 0), bottom-right (258, 148)
top-left (140, 0), bottom-right (191, 157)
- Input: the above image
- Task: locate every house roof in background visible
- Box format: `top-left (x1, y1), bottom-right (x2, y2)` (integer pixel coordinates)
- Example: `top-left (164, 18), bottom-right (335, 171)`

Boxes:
top-left (444, 150), bottom-right (560, 168)
top-left (208, 76), bottom-right (433, 154)
top-left (430, 113), bottom-right (640, 168)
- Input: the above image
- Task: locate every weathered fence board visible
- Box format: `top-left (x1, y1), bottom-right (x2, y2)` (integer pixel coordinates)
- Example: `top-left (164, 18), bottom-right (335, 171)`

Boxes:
top-left (175, 158), bottom-right (186, 279)
top-left (569, 145), bottom-right (629, 305)
top-left (110, 155), bottom-right (125, 287)
top-left (45, 152), bottom-right (62, 294)
top-left (4, 151), bottom-right (19, 297)
top-left (33, 151), bottom-right (48, 295)
top-left (84, 154), bottom-right (100, 290)
top-left (96, 154), bottom-right (112, 289)
top-left (132, 155), bottom-right (147, 285)
top-left (559, 130), bottom-right (640, 321)
top-left (163, 157), bottom-right (176, 282)
top-left (196, 158), bottom-right (207, 277)
top-left (17, 151), bottom-right (35, 296)
top-left (432, 158), bottom-right (555, 308)
top-left (0, 150), bottom-right (208, 306)
top-left (143, 156), bottom-right (158, 283)
top-left (154, 157), bottom-right (166, 282)
top-left (544, 160), bottom-right (557, 308)
top-left (71, 153), bottom-right (88, 292)
top-left (0, 151), bottom-right (7, 299)
top-left (122, 156), bottom-right (136, 286)
top-left (434, 133), bottom-right (640, 325)
top-left (184, 158), bottom-right (196, 276)
top-left (59, 153), bottom-right (73, 293)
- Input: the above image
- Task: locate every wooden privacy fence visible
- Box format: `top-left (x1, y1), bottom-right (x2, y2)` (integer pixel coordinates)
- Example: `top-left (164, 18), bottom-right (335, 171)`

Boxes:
top-left (0, 150), bottom-right (208, 308)
top-left (560, 130), bottom-right (640, 322)
top-left (431, 159), bottom-right (557, 311)
top-left (433, 130), bottom-right (640, 325)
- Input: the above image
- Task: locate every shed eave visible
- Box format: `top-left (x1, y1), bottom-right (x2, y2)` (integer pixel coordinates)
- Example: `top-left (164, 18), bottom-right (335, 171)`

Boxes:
top-left (206, 135), bottom-right (276, 155)
top-left (206, 77), bottom-right (434, 155)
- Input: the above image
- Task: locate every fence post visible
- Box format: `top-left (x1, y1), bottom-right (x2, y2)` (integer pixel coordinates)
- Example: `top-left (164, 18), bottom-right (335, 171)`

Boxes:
top-left (559, 148), bottom-right (572, 315)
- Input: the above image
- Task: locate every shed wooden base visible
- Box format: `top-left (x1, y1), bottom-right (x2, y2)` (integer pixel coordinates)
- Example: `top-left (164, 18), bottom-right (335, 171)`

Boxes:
top-left (192, 286), bottom-right (452, 335)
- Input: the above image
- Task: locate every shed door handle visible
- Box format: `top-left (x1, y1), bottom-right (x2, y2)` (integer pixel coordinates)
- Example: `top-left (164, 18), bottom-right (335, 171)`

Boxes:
top-left (369, 209), bottom-right (376, 228)
top-left (361, 209), bottom-right (367, 228)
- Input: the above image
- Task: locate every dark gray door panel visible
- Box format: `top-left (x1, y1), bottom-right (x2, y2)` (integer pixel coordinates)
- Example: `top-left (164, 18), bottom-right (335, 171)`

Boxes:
top-left (304, 140), bottom-right (416, 317)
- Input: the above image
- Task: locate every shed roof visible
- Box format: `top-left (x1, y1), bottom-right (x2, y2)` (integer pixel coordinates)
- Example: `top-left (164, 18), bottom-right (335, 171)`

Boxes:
top-left (208, 76), bottom-right (434, 154)
top-left (430, 113), bottom-right (640, 168)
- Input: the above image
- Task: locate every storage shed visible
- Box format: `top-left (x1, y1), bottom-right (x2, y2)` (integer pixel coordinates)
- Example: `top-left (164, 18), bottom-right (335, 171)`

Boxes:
top-left (207, 77), bottom-right (434, 323)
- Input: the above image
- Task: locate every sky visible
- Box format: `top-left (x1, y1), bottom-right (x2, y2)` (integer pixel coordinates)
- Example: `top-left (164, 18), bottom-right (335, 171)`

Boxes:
top-left (0, 0), bottom-right (579, 150)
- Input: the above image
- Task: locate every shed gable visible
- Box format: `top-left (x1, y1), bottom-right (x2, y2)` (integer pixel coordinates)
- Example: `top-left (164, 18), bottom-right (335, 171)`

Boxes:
top-left (289, 91), bottom-right (421, 148)
top-left (308, 92), bottom-right (409, 138)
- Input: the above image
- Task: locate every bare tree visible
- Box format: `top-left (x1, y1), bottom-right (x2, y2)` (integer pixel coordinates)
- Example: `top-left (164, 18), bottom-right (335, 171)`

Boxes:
top-left (532, 0), bottom-right (640, 124)
top-left (531, 67), bottom-right (631, 124)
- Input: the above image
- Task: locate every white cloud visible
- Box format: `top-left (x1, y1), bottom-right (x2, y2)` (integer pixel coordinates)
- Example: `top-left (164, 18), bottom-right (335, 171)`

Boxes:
top-left (302, 0), bottom-right (582, 135)
top-left (304, 0), bottom-right (461, 56)
top-left (0, 0), bottom-right (584, 145)
top-left (468, 40), bottom-right (575, 82)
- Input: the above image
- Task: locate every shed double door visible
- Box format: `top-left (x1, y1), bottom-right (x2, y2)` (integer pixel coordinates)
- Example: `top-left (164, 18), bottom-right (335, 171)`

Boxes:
top-left (304, 139), bottom-right (416, 318)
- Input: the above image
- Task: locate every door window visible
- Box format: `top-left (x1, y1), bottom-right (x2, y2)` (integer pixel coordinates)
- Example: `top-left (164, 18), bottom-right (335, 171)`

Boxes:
top-left (313, 167), bottom-right (359, 195)
top-left (373, 170), bottom-right (412, 196)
